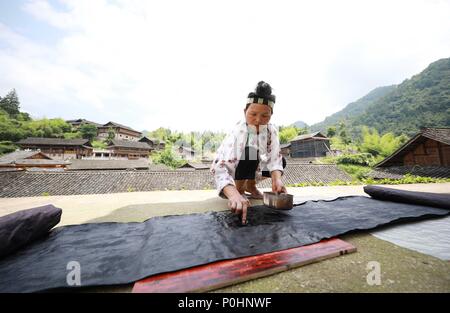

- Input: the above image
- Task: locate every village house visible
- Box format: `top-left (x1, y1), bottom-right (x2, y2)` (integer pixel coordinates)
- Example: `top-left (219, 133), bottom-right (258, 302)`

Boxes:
top-left (289, 132), bottom-right (331, 158)
top-left (16, 138), bottom-right (93, 160)
top-left (138, 136), bottom-right (166, 151)
top-left (0, 150), bottom-right (69, 171)
top-left (370, 127), bottom-right (450, 179)
top-left (178, 162), bottom-right (210, 170)
top-left (280, 143), bottom-right (291, 158)
top-left (66, 119), bottom-right (102, 130)
top-left (376, 127), bottom-right (450, 167)
top-left (178, 145), bottom-right (197, 160)
top-left (87, 149), bottom-right (114, 159)
top-left (97, 121), bottom-right (142, 142)
top-left (107, 139), bottom-right (151, 159)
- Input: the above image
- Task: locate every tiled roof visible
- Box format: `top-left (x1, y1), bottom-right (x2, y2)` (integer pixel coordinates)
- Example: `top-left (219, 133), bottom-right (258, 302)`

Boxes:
top-left (109, 140), bottom-right (151, 149)
top-left (14, 159), bottom-right (68, 166)
top-left (138, 136), bottom-right (159, 144)
top-left (285, 157), bottom-right (317, 164)
top-left (179, 162), bottom-right (210, 169)
top-left (421, 127), bottom-right (450, 145)
top-left (0, 151), bottom-right (49, 164)
top-left (368, 166), bottom-right (450, 179)
top-left (257, 164), bottom-right (351, 188)
top-left (148, 163), bottom-right (172, 171)
top-left (291, 132), bottom-right (328, 142)
top-left (102, 121), bottom-right (141, 133)
top-left (25, 167), bottom-right (66, 172)
top-left (66, 119), bottom-right (102, 127)
top-left (0, 168), bottom-right (24, 172)
top-left (67, 159), bottom-right (150, 170)
top-left (0, 164), bottom-right (351, 197)
top-left (0, 151), bottom-right (67, 167)
top-left (179, 146), bottom-right (196, 153)
top-left (17, 138), bottom-right (91, 146)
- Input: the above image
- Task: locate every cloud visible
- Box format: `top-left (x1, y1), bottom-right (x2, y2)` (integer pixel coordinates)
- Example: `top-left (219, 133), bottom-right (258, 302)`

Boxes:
top-left (0, 0), bottom-right (449, 132)
top-left (22, 0), bottom-right (77, 30)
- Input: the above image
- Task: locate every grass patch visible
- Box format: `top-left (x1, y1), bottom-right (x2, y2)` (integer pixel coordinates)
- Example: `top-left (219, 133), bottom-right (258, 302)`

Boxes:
top-left (362, 174), bottom-right (450, 185)
top-left (338, 164), bottom-right (373, 181)
top-left (287, 174), bottom-right (450, 188)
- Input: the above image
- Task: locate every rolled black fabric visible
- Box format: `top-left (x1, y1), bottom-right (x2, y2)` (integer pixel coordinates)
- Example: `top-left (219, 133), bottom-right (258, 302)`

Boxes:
top-left (364, 185), bottom-right (450, 210)
top-left (0, 205), bottom-right (62, 258)
top-left (0, 195), bottom-right (448, 293)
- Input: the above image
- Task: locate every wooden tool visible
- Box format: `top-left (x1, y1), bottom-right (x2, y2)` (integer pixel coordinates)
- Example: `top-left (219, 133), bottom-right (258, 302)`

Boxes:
top-left (132, 238), bottom-right (356, 293)
top-left (263, 192), bottom-right (294, 210)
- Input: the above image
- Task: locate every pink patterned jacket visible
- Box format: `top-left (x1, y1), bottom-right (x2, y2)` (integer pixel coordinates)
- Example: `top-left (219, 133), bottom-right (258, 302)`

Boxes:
top-left (210, 120), bottom-right (284, 198)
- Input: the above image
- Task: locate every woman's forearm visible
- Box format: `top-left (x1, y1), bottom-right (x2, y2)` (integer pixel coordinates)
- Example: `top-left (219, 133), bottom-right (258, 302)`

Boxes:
top-left (271, 170), bottom-right (282, 180)
top-left (222, 184), bottom-right (241, 199)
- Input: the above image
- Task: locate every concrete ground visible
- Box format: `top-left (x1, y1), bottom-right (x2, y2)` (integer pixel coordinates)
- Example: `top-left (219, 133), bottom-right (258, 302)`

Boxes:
top-left (1, 183), bottom-right (449, 292)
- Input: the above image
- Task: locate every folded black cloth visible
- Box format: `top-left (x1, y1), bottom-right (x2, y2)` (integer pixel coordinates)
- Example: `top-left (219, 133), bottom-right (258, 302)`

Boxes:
top-left (0, 205), bottom-right (62, 258)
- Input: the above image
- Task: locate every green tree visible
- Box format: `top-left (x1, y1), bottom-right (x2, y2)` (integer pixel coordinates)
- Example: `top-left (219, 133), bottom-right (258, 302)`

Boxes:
top-left (337, 122), bottom-right (351, 145)
top-left (0, 89), bottom-right (21, 117)
top-left (147, 127), bottom-right (172, 141)
top-left (79, 123), bottom-right (98, 141)
top-left (0, 141), bottom-right (17, 155)
top-left (91, 140), bottom-right (107, 149)
top-left (64, 132), bottom-right (82, 139)
top-left (327, 126), bottom-right (336, 137)
top-left (107, 127), bottom-right (116, 143)
top-left (23, 118), bottom-right (71, 138)
top-left (359, 126), bottom-right (408, 157)
top-left (151, 144), bottom-right (185, 168)
top-left (0, 110), bottom-right (25, 141)
top-left (279, 126), bottom-right (299, 144)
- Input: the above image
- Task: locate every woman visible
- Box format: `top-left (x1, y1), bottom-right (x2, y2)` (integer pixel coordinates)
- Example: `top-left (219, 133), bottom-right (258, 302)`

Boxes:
top-left (210, 81), bottom-right (287, 224)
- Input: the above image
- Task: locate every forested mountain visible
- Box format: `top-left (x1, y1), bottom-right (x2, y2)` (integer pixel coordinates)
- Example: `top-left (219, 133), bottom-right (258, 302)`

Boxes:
top-left (311, 57), bottom-right (450, 137)
top-left (310, 85), bottom-right (396, 133)
top-left (291, 120), bottom-right (308, 129)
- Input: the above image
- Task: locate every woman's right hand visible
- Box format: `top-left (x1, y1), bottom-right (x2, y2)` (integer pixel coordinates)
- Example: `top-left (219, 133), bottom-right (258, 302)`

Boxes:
top-left (228, 194), bottom-right (250, 225)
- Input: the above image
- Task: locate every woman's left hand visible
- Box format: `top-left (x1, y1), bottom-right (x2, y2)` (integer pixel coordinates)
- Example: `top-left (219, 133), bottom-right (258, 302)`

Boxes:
top-left (272, 178), bottom-right (287, 194)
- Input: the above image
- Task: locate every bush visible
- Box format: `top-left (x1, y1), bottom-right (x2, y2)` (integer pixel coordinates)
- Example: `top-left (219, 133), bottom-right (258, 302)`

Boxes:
top-left (337, 164), bottom-right (372, 180)
top-left (286, 174), bottom-right (450, 188)
top-left (0, 141), bottom-right (17, 155)
top-left (64, 132), bottom-right (82, 139)
top-left (151, 144), bottom-right (186, 169)
top-left (362, 174), bottom-right (450, 185)
top-left (91, 140), bottom-right (108, 149)
top-left (336, 153), bottom-right (374, 166)
top-left (359, 126), bottom-right (408, 157)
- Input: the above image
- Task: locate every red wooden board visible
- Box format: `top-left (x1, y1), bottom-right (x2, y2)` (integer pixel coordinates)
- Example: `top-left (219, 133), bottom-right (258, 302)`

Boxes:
top-left (132, 238), bottom-right (356, 293)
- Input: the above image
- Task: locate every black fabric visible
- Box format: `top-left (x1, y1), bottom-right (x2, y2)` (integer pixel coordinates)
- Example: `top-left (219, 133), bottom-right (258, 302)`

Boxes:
top-left (0, 193), bottom-right (448, 293)
top-left (235, 146), bottom-right (287, 180)
top-left (364, 185), bottom-right (450, 210)
top-left (0, 205), bottom-right (62, 259)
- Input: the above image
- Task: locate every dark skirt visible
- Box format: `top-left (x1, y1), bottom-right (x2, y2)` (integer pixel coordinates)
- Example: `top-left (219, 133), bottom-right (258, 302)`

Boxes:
top-left (235, 146), bottom-right (286, 180)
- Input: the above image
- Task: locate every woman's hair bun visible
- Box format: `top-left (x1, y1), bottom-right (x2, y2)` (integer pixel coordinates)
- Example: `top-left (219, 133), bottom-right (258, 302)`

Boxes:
top-left (255, 81), bottom-right (272, 97)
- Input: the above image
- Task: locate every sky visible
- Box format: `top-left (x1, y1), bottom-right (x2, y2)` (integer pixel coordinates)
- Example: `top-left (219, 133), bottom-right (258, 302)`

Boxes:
top-left (0, 0), bottom-right (449, 133)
